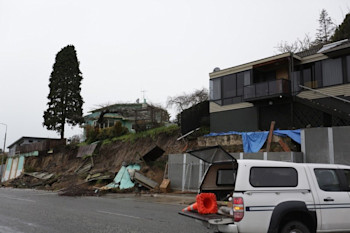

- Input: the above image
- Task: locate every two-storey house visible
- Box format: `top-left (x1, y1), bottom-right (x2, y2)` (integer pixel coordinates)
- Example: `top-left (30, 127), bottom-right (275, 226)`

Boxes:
top-left (209, 39), bottom-right (350, 132)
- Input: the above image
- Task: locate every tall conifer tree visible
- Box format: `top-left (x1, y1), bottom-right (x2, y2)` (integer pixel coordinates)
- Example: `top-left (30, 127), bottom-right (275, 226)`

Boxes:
top-left (332, 13), bottom-right (350, 42)
top-left (43, 45), bottom-right (84, 139)
top-left (315, 9), bottom-right (335, 44)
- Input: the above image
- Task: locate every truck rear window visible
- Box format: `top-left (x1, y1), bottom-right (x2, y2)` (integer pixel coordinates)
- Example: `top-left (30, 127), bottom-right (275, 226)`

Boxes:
top-left (216, 169), bottom-right (236, 186)
top-left (249, 167), bottom-right (298, 187)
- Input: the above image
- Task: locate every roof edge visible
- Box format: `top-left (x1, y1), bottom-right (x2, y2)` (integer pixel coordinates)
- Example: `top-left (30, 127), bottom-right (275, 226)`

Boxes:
top-left (8, 136), bottom-right (62, 149)
top-left (210, 52), bottom-right (293, 79)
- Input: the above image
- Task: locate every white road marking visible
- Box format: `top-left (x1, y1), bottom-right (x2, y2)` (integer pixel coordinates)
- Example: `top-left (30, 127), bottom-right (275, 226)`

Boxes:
top-left (0, 194), bottom-right (35, 203)
top-left (97, 210), bottom-right (142, 220)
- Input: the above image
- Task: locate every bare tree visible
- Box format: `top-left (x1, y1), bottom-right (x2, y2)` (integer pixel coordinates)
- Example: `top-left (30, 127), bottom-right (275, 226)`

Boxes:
top-left (275, 34), bottom-right (314, 53)
top-left (167, 88), bottom-right (208, 113)
top-left (275, 9), bottom-right (337, 54)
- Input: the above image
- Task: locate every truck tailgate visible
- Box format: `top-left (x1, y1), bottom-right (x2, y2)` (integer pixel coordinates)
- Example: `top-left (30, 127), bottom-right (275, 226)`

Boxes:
top-left (179, 211), bottom-right (229, 222)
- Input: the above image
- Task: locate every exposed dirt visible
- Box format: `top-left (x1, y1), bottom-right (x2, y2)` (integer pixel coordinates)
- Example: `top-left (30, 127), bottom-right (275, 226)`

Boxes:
top-left (4, 130), bottom-right (198, 195)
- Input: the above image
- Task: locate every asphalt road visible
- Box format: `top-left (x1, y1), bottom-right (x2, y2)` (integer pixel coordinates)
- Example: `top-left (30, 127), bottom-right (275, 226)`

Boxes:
top-left (0, 188), bottom-right (210, 233)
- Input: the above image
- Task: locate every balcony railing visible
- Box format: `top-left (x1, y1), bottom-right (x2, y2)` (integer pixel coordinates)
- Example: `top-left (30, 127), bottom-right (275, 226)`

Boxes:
top-left (244, 79), bottom-right (291, 101)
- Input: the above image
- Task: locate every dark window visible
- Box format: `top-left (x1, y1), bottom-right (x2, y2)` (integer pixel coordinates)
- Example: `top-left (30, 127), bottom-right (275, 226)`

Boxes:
top-left (223, 74), bottom-right (236, 98)
top-left (237, 73), bottom-right (244, 96)
top-left (250, 167), bottom-right (298, 187)
top-left (265, 71), bottom-right (276, 82)
top-left (343, 169), bottom-right (350, 190)
top-left (314, 169), bottom-right (341, 191)
top-left (244, 70), bottom-right (251, 86)
top-left (254, 70), bottom-right (276, 83)
top-left (302, 68), bottom-right (312, 87)
top-left (314, 61), bottom-right (322, 88)
top-left (347, 56), bottom-right (350, 83)
top-left (211, 70), bottom-right (252, 106)
top-left (292, 71), bottom-right (301, 93)
top-left (217, 169), bottom-right (236, 186)
top-left (322, 58), bottom-right (343, 86)
top-left (210, 78), bottom-right (221, 100)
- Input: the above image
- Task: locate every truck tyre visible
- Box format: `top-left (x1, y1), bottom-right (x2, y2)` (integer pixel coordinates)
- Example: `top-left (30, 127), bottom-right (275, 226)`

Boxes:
top-left (280, 221), bottom-right (310, 233)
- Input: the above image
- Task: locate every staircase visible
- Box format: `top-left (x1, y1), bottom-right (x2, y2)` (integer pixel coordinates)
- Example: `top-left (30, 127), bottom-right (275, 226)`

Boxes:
top-left (293, 96), bottom-right (350, 122)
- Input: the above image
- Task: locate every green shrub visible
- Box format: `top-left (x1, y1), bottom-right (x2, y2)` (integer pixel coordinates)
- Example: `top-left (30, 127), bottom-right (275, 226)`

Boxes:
top-left (85, 122), bottom-right (129, 144)
top-left (109, 121), bottom-right (128, 137)
top-left (85, 125), bottom-right (100, 144)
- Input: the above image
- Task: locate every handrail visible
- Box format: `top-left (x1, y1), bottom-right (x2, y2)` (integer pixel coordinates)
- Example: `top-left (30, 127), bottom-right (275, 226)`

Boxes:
top-left (244, 79), bottom-right (291, 100)
top-left (299, 85), bottom-right (350, 104)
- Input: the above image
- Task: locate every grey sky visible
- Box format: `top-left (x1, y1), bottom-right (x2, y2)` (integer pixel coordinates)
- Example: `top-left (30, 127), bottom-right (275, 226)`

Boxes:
top-left (0, 0), bottom-right (349, 150)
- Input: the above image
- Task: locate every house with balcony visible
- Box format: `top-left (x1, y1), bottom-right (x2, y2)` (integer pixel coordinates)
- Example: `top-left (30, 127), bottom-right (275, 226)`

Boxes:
top-left (209, 39), bottom-right (350, 133)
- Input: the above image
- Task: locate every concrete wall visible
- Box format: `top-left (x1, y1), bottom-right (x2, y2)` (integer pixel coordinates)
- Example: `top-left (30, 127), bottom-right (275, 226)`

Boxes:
top-left (210, 107), bottom-right (258, 133)
top-left (301, 126), bottom-right (350, 165)
top-left (333, 127), bottom-right (350, 165)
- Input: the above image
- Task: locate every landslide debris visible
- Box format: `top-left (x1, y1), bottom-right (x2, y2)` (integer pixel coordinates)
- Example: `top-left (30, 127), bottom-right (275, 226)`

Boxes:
top-left (4, 126), bottom-right (197, 196)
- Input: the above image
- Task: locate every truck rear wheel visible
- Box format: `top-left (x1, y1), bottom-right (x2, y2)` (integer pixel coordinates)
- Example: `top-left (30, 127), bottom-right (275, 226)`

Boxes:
top-left (280, 221), bottom-right (310, 233)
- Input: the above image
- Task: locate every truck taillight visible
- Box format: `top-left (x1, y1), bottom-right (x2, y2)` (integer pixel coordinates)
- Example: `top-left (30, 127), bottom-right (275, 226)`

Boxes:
top-left (233, 197), bottom-right (244, 222)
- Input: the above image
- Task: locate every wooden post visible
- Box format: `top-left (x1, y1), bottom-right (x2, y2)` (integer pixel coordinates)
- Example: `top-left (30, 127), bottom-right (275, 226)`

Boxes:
top-left (278, 139), bottom-right (291, 152)
top-left (266, 121), bottom-right (275, 152)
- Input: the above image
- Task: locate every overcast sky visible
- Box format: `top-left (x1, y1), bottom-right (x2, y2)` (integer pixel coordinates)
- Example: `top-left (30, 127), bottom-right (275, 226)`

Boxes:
top-left (0, 0), bottom-right (349, 150)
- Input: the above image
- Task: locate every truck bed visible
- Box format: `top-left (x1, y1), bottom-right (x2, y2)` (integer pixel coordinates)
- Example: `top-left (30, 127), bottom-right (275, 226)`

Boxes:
top-left (179, 210), bottom-right (231, 222)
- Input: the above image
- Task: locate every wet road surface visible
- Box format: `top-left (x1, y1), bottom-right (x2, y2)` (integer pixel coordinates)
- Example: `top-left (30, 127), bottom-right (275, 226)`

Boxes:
top-left (0, 188), bottom-right (211, 233)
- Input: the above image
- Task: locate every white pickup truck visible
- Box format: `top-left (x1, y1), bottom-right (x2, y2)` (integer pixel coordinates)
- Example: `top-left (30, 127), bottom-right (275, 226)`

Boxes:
top-left (179, 146), bottom-right (350, 233)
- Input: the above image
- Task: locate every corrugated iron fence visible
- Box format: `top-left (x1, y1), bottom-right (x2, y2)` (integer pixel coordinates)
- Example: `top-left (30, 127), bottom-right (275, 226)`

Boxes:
top-left (168, 154), bottom-right (209, 192)
top-left (1, 156), bottom-right (25, 182)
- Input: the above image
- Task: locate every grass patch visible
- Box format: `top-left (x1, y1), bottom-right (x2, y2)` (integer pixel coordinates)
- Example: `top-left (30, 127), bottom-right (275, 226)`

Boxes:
top-left (77, 142), bottom-right (88, 146)
top-left (114, 125), bottom-right (179, 142)
top-left (102, 139), bottom-right (112, 145)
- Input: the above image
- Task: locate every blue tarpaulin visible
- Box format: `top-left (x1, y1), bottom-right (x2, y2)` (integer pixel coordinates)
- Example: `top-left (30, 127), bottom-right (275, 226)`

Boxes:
top-left (273, 130), bottom-right (301, 144)
top-left (205, 129), bottom-right (301, 153)
top-left (241, 132), bottom-right (269, 153)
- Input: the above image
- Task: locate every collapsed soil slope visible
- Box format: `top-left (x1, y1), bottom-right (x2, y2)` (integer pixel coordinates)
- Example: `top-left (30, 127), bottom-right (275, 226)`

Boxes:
top-left (7, 129), bottom-right (197, 192)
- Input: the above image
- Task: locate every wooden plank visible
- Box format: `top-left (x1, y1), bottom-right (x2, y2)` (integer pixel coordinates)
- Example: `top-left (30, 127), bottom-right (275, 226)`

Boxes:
top-left (134, 172), bottom-right (159, 189)
top-left (278, 139), bottom-right (291, 152)
top-left (160, 179), bottom-right (171, 193)
top-left (266, 121), bottom-right (275, 152)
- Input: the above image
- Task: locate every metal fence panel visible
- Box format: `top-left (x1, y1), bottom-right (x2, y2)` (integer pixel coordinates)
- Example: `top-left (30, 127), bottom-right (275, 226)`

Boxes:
top-left (183, 155), bottom-right (201, 192)
top-left (168, 154), bottom-right (184, 191)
